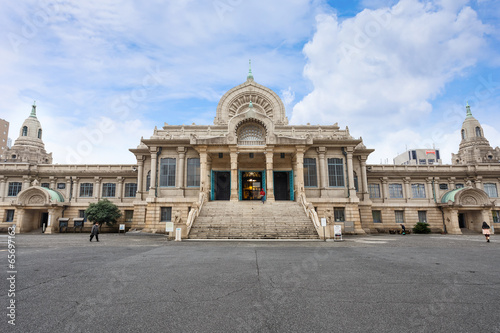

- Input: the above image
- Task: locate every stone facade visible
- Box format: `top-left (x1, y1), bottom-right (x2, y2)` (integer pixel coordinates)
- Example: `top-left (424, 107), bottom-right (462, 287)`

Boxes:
top-left (0, 73), bottom-right (499, 238)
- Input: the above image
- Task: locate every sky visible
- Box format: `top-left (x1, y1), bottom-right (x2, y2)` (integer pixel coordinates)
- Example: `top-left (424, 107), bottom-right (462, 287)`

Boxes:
top-left (0, 0), bottom-right (499, 165)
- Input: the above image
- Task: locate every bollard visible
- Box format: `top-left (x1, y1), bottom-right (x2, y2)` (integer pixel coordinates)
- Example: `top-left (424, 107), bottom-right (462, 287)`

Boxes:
top-left (175, 228), bottom-right (182, 241)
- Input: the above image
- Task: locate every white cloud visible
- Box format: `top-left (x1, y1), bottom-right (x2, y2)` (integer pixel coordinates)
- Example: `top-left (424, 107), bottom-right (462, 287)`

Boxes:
top-left (291, 0), bottom-right (490, 164)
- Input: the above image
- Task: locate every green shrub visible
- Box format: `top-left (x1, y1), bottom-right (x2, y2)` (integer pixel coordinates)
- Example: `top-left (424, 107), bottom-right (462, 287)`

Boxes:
top-left (413, 222), bottom-right (431, 234)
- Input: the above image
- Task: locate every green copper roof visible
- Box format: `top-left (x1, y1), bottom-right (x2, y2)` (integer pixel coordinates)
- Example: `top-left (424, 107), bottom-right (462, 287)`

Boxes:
top-left (465, 102), bottom-right (472, 118)
top-left (441, 188), bottom-right (465, 203)
top-left (30, 101), bottom-right (37, 118)
top-left (45, 188), bottom-right (64, 202)
top-left (247, 59), bottom-right (254, 81)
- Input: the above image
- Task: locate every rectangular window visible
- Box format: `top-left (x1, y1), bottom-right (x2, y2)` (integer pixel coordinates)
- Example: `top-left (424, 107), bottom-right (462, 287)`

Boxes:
top-left (79, 183), bottom-right (93, 197)
top-left (41, 183), bottom-right (50, 188)
top-left (160, 158), bottom-right (176, 187)
top-left (8, 182), bottom-right (22, 197)
top-left (411, 184), bottom-right (426, 198)
top-left (389, 183), bottom-right (404, 198)
top-left (418, 211), bottom-right (427, 223)
top-left (187, 158), bottom-right (200, 187)
top-left (79, 210), bottom-right (87, 222)
top-left (428, 159), bottom-right (435, 165)
top-left (125, 210), bottom-right (134, 222)
top-left (327, 158), bottom-right (344, 187)
top-left (456, 183), bottom-right (464, 189)
top-left (160, 207), bottom-right (172, 222)
top-left (368, 184), bottom-right (381, 199)
top-left (124, 183), bottom-right (137, 197)
top-left (395, 210), bottom-right (404, 224)
top-left (492, 210), bottom-right (500, 223)
top-left (334, 208), bottom-right (345, 222)
top-left (102, 183), bottom-right (116, 197)
top-left (419, 159), bottom-right (426, 165)
top-left (6, 209), bottom-right (15, 222)
top-left (57, 183), bottom-right (66, 190)
top-left (439, 184), bottom-right (449, 190)
top-left (372, 210), bottom-right (382, 223)
top-left (303, 158), bottom-right (318, 187)
top-left (484, 183), bottom-right (498, 198)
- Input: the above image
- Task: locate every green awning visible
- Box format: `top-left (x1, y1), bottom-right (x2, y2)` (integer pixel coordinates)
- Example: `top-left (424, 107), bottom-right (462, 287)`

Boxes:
top-left (45, 188), bottom-right (64, 202)
top-left (441, 188), bottom-right (465, 203)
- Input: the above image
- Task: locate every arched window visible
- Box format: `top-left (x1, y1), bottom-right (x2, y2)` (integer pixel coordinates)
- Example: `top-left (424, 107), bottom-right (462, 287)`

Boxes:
top-left (22, 126), bottom-right (28, 136)
top-left (237, 123), bottom-right (265, 145)
top-left (475, 127), bottom-right (481, 137)
top-left (38, 129), bottom-right (42, 139)
top-left (461, 129), bottom-right (465, 140)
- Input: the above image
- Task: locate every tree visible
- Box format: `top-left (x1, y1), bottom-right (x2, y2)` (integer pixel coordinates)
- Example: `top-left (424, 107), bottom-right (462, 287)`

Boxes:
top-left (413, 222), bottom-right (431, 234)
top-left (85, 199), bottom-right (122, 226)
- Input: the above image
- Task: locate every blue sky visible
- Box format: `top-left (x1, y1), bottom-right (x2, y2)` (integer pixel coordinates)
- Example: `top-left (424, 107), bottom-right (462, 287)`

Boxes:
top-left (0, 0), bottom-right (499, 164)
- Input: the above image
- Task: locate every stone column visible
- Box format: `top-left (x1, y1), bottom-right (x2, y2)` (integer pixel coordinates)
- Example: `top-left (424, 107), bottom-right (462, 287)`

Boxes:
top-left (72, 177), bottom-right (79, 202)
top-left (95, 177), bottom-right (102, 199)
top-left (265, 149), bottom-right (275, 201)
top-left (149, 148), bottom-right (157, 197)
top-left (295, 147), bottom-right (305, 195)
top-left (0, 176), bottom-right (5, 200)
top-left (136, 157), bottom-right (144, 200)
top-left (177, 147), bottom-right (186, 189)
top-left (426, 177), bottom-right (433, 203)
top-left (15, 209), bottom-right (24, 234)
top-left (381, 177), bottom-right (388, 202)
top-left (448, 177), bottom-right (455, 190)
top-left (359, 157), bottom-right (369, 202)
top-left (404, 177), bottom-right (411, 202)
top-left (22, 176), bottom-right (30, 190)
top-left (116, 177), bottom-right (124, 202)
top-left (207, 158), bottom-right (212, 196)
top-left (199, 147), bottom-right (208, 194)
top-left (475, 176), bottom-right (483, 190)
top-left (317, 147), bottom-right (327, 190)
top-left (230, 148), bottom-right (238, 201)
top-left (346, 148), bottom-right (356, 198)
top-left (49, 176), bottom-right (56, 190)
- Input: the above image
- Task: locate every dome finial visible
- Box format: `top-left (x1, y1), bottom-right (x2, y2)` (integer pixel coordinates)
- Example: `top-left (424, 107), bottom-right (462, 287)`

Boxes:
top-left (466, 101), bottom-right (472, 118)
top-left (247, 59), bottom-right (254, 81)
top-left (30, 101), bottom-right (37, 118)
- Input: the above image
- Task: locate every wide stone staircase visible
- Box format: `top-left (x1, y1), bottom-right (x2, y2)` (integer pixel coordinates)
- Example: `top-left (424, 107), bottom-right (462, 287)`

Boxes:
top-left (188, 201), bottom-right (319, 239)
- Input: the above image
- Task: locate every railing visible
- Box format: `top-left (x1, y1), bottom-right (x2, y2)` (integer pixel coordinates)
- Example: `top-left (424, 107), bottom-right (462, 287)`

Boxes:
top-left (298, 192), bottom-right (323, 237)
top-left (185, 191), bottom-right (206, 236)
top-left (237, 140), bottom-right (265, 146)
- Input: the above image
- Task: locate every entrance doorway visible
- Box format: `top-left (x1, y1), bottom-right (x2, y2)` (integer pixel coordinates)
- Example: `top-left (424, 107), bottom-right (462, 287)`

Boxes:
top-left (241, 171), bottom-right (262, 200)
top-left (458, 213), bottom-right (466, 228)
top-left (274, 171), bottom-right (290, 201)
top-left (213, 171), bottom-right (230, 200)
top-left (40, 212), bottom-right (49, 233)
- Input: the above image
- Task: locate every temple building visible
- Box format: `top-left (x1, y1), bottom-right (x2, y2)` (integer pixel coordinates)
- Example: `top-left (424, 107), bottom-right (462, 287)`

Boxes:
top-left (0, 69), bottom-right (498, 238)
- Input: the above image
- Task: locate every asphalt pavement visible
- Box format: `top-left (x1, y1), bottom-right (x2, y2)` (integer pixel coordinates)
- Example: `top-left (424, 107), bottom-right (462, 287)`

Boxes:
top-left (1, 233), bottom-right (499, 333)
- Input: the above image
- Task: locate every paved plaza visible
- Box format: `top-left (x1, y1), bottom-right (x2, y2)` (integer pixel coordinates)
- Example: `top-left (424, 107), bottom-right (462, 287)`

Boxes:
top-left (1, 233), bottom-right (499, 333)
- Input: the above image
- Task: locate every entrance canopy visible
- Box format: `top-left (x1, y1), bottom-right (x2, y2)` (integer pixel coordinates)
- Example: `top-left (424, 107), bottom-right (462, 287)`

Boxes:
top-left (16, 186), bottom-right (65, 206)
top-left (440, 187), bottom-right (491, 207)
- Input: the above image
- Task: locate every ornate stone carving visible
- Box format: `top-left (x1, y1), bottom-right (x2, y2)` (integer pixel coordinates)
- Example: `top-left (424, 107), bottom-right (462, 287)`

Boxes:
top-left (461, 195), bottom-right (477, 205)
top-left (28, 195), bottom-right (45, 205)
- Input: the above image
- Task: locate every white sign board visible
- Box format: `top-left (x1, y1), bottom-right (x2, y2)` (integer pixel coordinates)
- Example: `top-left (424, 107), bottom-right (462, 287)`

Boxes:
top-left (320, 218), bottom-right (327, 227)
top-left (119, 224), bottom-right (125, 231)
top-left (165, 222), bottom-right (174, 232)
top-left (334, 225), bottom-right (342, 236)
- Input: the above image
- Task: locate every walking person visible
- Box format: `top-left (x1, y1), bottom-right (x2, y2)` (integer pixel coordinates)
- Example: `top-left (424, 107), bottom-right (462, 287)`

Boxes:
top-left (90, 222), bottom-right (99, 242)
top-left (482, 221), bottom-right (491, 243)
top-left (260, 189), bottom-right (266, 204)
top-left (400, 224), bottom-right (406, 235)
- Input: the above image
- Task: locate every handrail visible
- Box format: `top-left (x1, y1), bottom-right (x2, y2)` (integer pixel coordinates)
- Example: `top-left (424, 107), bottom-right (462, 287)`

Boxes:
top-left (298, 192), bottom-right (321, 233)
top-left (186, 191), bottom-right (206, 236)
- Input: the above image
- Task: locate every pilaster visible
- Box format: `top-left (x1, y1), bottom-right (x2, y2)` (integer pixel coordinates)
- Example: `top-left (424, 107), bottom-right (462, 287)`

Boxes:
top-left (265, 148), bottom-right (275, 201)
top-left (230, 148), bottom-right (238, 201)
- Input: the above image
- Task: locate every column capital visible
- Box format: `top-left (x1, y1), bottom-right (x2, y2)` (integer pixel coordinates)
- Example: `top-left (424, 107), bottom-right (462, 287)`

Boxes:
top-left (149, 146), bottom-right (158, 154)
top-left (316, 147), bottom-right (326, 155)
top-left (177, 146), bottom-right (187, 154)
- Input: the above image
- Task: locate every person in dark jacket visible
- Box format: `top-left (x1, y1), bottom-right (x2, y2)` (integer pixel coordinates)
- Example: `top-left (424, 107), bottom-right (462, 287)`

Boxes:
top-left (90, 222), bottom-right (99, 242)
top-left (400, 224), bottom-right (406, 235)
top-left (482, 221), bottom-right (491, 243)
